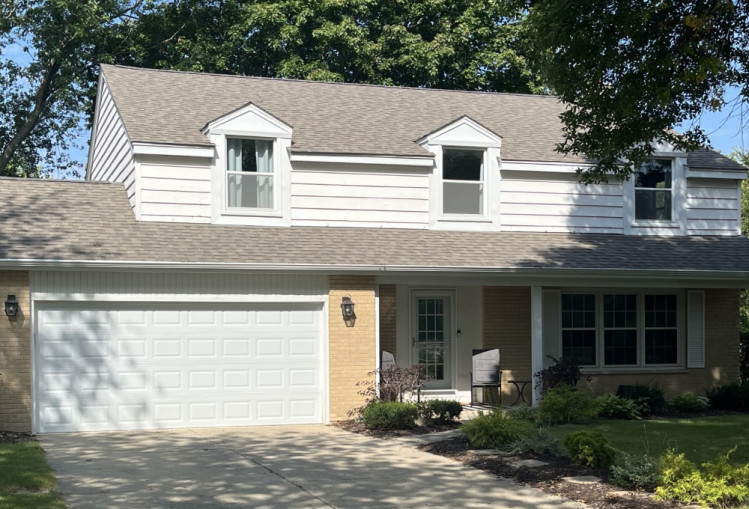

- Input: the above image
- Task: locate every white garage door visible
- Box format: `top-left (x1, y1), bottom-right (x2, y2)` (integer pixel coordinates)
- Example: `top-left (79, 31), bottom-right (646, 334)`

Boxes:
top-left (35, 302), bottom-right (324, 432)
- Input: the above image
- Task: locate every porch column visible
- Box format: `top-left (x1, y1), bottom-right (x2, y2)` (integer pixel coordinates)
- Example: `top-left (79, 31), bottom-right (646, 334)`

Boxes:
top-left (531, 286), bottom-right (544, 405)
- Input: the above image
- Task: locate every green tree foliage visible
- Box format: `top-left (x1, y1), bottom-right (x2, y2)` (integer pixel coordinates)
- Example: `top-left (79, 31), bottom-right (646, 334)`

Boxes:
top-left (1, 0), bottom-right (544, 177)
top-left (124, 0), bottom-right (542, 92)
top-left (0, 0), bottom-right (143, 177)
top-left (734, 150), bottom-right (749, 382)
top-left (528, 0), bottom-right (749, 183)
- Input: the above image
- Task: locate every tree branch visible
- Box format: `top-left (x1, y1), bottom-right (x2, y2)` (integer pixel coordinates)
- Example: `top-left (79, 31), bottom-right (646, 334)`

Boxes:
top-left (0, 58), bottom-right (61, 176)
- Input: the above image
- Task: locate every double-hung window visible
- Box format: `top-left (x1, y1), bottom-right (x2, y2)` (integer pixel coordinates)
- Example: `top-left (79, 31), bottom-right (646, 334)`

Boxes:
top-left (442, 148), bottom-right (485, 215)
top-left (560, 291), bottom-right (681, 369)
top-left (226, 138), bottom-right (275, 210)
top-left (635, 159), bottom-right (672, 220)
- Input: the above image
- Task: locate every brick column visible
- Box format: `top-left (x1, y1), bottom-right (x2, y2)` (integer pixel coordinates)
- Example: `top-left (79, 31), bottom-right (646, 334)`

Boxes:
top-left (378, 284), bottom-right (397, 359)
top-left (328, 275), bottom-right (376, 420)
top-left (483, 287), bottom-right (532, 401)
top-left (0, 271), bottom-right (31, 431)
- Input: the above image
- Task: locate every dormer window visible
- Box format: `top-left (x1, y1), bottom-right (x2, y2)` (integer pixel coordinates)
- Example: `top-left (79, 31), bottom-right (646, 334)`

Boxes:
top-left (227, 138), bottom-right (275, 209)
top-left (635, 159), bottom-right (672, 220)
top-left (442, 149), bottom-right (485, 215)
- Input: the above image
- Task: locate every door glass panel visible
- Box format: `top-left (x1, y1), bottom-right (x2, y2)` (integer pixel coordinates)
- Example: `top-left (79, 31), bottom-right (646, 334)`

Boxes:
top-left (413, 296), bottom-right (450, 388)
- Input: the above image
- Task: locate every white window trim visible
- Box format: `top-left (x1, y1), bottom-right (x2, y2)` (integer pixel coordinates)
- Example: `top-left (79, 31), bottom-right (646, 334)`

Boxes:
top-left (203, 104), bottom-right (293, 226)
top-left (624, 153), bottom-right (687, 235)
top-left (440, 146), bottom-right (489, 219)
top-left (427, 144), bottom-right (501, 231)
top-left (560, 289), bottom-right (685, 371)
top-left (223, 136), bottom-right (281, 216)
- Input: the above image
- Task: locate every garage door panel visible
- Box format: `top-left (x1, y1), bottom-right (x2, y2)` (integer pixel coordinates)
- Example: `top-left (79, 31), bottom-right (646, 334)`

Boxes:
top-left (36, 302), bottom-right (324, 432)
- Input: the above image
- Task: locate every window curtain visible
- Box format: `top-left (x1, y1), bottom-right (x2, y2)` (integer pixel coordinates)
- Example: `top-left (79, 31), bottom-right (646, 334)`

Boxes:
top-left (255, 140), bottom-right (273, 208)
top-left (227, 139), bottom-right (243, 207)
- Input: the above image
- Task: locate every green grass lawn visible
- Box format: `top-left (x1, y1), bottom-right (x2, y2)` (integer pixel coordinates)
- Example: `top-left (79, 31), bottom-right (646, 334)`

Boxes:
top-left (548, 414), bottom-right (749, 465)
top-left (0, 440), bottom-right (65, 509)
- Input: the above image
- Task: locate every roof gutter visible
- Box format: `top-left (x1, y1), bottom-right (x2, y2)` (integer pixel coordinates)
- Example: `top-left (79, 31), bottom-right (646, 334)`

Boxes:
top-left (2, 258), bottom-right (749, 283)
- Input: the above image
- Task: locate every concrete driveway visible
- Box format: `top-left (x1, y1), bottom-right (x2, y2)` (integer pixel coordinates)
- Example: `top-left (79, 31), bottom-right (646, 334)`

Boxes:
top-left (40, 425), bottom-right (587, 508)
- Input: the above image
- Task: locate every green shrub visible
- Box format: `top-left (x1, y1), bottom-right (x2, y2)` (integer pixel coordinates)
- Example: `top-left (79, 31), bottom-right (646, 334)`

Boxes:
top-left (655, 449), bottom-right (749, 507)
top-left (508, 428), bottom-right (565, 456)
top-left (564, 431), bottom-right (616, 469)
top-left (505, 405), bottom-right (541, 425)
top-left (616, 383), bottom-right (666, 416)
top-left (596, 394), bottom-right (641, 420)
top-left (610, 453), bottom-right (661, 490)
top-left (420, 400), bottom-right (463, 423)
top-left (708, 382), bottom-right (749, 412)
top-left (537, 385), bottom-right (599, 425)
top-left (362, 401), bottom-right (418, 430)
top-left (671, 393), bottom-right (710, 413)
top-left (460, 410), bottom-right (533, 448)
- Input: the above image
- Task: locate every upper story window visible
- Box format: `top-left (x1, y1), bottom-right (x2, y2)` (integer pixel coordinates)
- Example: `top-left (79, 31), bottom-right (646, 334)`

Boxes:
top-left (227, 138), bottom-right (275, 209)
top-left (442, 148), bottom-right (485, 215)
top-left (635, 159), bottom-right (672, 220)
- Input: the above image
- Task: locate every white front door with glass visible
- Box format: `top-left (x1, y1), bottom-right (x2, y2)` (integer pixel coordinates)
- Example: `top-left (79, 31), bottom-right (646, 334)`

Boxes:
top-left (412, 292), bottom-right (453, 390)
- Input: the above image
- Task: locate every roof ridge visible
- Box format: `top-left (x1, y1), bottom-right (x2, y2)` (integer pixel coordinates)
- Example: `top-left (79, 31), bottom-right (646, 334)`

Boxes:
top-left (100, 64), bottom-right (559, 100)
top-left (0, 176), bottom-right (116, 185)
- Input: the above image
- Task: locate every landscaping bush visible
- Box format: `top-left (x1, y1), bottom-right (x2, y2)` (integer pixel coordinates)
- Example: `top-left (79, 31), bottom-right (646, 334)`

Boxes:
top-left (461, 410), bottom-right (533, 448)
top-left (596, 394), bottom-right (641, 420)
top-left (655, 449), bottom-right (749, 507)
top-left (534, 355), bottom-right (590, 391)
top-left (537, 385), bottom-right (599, 425)
top-left (505, 405), bottom-right (541, 425)
top-left (564, 431), bottom-right (616, 469)
top-left (361, 401), bottom-right (418, 430)
top-left (708, 382), bottom-right (749, 412)
top-left (420, 399), bottom-right (463, 423)
top-left (610, 452), bottom-right (661, 490)
top-left (671, 393), bottom-right (710, 413)
top-left (616, 383), bottom-right (666, 417)
top-left (508, 427), bottom-right (565, 456)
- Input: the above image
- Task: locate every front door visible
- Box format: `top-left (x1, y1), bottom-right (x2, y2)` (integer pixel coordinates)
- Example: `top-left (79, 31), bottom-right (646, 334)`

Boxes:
top-left (411, 292), bottom-right (453, 390)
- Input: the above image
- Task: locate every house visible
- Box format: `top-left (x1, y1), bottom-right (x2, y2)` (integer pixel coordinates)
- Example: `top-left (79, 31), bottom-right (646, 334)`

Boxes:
top-left (1, 64), bottom-right (748, 433)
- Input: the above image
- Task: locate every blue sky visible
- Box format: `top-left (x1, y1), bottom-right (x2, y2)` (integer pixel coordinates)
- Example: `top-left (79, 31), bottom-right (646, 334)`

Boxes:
top-left (678, 85), bottom-right (747, 158)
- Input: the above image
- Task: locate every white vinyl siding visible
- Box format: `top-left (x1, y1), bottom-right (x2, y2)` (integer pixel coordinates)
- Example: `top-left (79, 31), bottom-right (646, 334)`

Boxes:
top-left (686, 178), bottom-right (741, 235)
top-left (31, 271), bottom-right (327, 301)
top-left (88, 78), bottom-right (135, 208)
top-left (499, 172), bottom-right (625, 233)
top-left (137, 156), bottom-right (213, 223)
top-left (290, 164), bottom-right (430, 228)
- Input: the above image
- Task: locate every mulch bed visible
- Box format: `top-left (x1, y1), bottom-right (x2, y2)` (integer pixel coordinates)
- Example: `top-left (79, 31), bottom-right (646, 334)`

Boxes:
top-left (420, 435), bottom-right (682, 509)
top-left (0, 431), bottom-right (34, 444)
top-left (332, 419), bottom-right (460, 438)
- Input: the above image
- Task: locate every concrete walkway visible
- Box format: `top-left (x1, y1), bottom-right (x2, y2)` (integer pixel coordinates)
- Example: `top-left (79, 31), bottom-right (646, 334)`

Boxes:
top-left (40, 425), bottom-right (587, 508)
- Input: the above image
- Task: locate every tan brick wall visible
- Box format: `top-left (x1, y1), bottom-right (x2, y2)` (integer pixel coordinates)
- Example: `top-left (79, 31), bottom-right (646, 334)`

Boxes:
top-left (587, 289), bottom-right (741, 399)
top-left (378, 284), bottom-right (397, 360)
top-left (0, 271), bottom-right (31, 431)
top-left (328, 276), bottom-right (376, 420)
top-left (483, 287), bottom-right (532, 401)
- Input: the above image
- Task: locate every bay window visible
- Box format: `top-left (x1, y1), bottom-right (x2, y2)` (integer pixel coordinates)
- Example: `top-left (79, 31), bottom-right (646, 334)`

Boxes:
top-left (560, 291), bottom-right (682, 369)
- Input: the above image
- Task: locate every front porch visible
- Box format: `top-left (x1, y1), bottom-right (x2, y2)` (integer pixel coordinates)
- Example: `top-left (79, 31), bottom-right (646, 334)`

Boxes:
top-left (376, 283), bottom-right (740, 406)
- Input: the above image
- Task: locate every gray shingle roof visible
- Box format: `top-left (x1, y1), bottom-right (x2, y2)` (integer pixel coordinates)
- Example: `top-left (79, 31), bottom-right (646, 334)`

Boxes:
top-left (3, 177), bottom-right (749, 275)
top-left (100, 65), bottom-right (748, 172)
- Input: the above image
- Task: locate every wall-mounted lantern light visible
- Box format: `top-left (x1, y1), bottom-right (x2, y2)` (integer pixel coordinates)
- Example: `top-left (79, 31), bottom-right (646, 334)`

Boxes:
top-left (4, 295), bottom-right (19, 317)
top-left (341, 296), bottom-right (356, 327)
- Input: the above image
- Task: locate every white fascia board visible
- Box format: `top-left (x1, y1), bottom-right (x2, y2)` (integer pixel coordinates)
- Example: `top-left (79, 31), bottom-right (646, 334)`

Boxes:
top-left (686, 168), bottom-right (748, 180)
top-left (415, 116), bottom-right (502, 147)
top-left (289, 153), bottom-right (435, 167)
top-left (6, 258), bottom-right (749, 285)
top-left (201, 102), bottom-right (293, 137)
top-left (132, 143), bottom-right (214, 158)
top-left (501, 160), bottom-right (597, 173)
